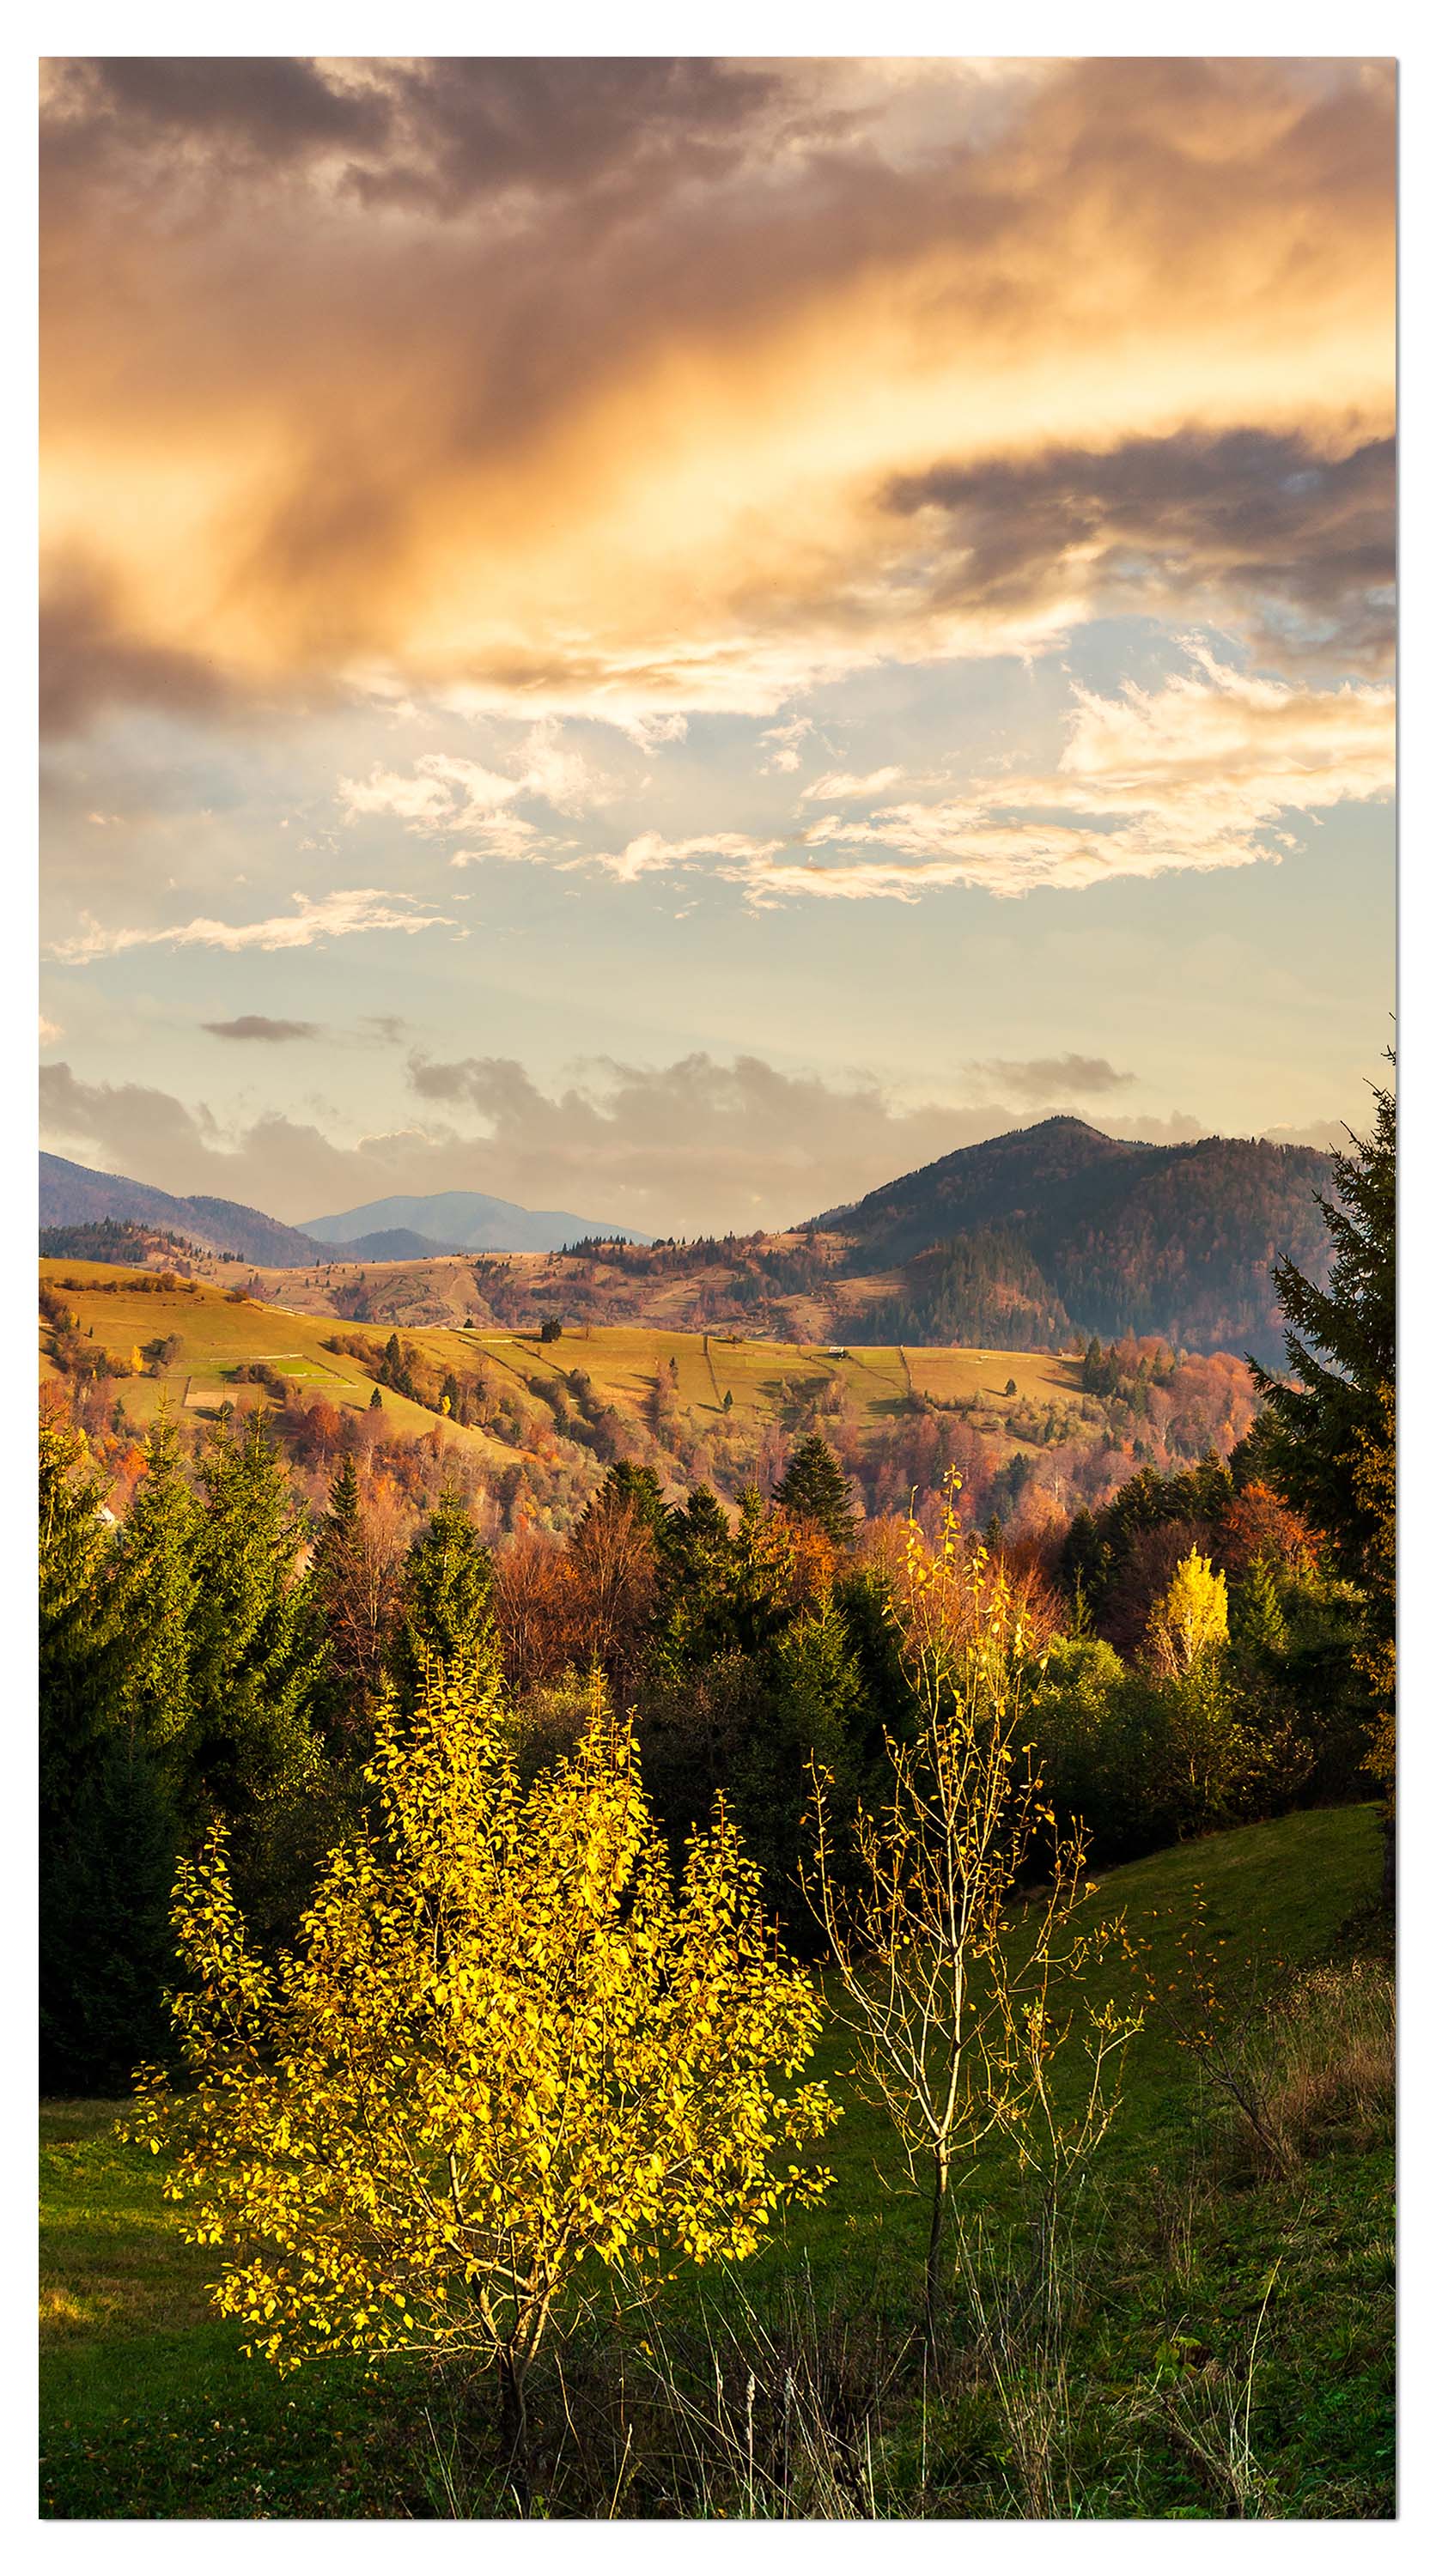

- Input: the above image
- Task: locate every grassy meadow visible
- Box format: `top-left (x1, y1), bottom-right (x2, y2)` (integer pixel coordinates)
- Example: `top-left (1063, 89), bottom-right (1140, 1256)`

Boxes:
top-left (40, 1804), bottom-right (1393, 2521)
top-left (41, 1256), bottom-right (1089, 1478)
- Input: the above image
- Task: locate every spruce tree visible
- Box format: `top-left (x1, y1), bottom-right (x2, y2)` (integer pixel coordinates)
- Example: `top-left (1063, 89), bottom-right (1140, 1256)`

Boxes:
top-left (40, 1738), bottom-right (180, 2092)
top-left (39, 1418), bottom-right (118, 1821)
top-left (326, 1451), bottom-right (361, 1532)
top-left (773, 1435), bottom-right (855, 1547)
top-left (186, 1411), bottom-right (327, 1821)
top-left (1250, 1073), bottom-right (1394, 1583)
top-left (108, 1410), bottom-right (201, 1764)
top-left (387, 1486), bottom-right (496, 1708)
top-left (651, 1485), bottom-right (739, 1682)
top-left (1231, 1552), bottom-right (1287, 1662)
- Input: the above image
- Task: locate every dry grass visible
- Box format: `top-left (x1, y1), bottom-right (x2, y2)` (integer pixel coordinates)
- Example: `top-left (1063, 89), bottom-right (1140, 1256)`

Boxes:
top-left (1209, 1960), bottom-right (1395, 2184)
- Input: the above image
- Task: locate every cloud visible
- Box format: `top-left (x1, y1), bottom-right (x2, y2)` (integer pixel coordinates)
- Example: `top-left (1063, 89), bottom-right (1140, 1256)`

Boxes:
top-left (760, 715), bottom-right (815, 774)
top-left (40, 58), bottom-right (1393, 730)
top-left (741, 650), bottom-right (1394, 900)
top-left (43, 1043), bottom-right (1192, 1236)
top-left (338, 729), bottom-right (612, 846)
top-left (46, 887), bottom-right (459, 963)
top-left (884, 428), bottom-right (1396, 673)
top-left (40, 557), bottom-right (243, 739)
top-left (202, 1014), bottom-right (321, 1042)
top-left (800, 768), bottom-right (902, 802)
top-left (40, 1015), bottom-right (64, 1045)
top-left (338, 754), bottom-right (523, 829)
top-left (569, 830), bottom-right (782, 884)
top-left (43, 56), bottom-right (793, 215)
top-left (965, 1054), bottom-right (1135, 1102)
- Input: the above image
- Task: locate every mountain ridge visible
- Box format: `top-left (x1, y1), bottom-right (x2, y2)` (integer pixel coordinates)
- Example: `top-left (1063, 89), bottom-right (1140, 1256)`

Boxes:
top-left (300, 1188), bottom-right (651, 1255)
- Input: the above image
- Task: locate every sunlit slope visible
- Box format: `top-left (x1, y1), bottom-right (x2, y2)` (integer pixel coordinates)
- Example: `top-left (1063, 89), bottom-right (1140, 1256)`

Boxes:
top-left (40, 1261), bottom-right (1084, 1460)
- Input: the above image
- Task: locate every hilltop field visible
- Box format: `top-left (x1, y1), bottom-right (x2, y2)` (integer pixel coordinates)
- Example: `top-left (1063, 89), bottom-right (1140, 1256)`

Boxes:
top-left (39, 1257), bottom-right (1257, 1535)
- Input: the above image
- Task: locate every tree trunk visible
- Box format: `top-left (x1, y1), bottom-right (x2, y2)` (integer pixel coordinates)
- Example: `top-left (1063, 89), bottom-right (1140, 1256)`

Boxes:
top-left (924, 2148), bottom-right (951, 2352)
top-left (497, 2352), bottom-right (532, 2512)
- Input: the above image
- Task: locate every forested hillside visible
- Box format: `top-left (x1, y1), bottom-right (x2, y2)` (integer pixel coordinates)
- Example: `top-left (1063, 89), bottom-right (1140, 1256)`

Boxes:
top-left (824, 1119), bottom-right (1333, 1361)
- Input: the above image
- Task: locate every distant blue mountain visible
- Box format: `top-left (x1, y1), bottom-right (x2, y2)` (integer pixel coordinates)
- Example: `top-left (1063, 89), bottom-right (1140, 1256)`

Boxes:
top-left (300, 1189), bottom-right (651, 1255)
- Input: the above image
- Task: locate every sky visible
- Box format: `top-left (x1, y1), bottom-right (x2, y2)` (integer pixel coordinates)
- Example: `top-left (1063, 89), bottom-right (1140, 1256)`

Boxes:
top-left (39, 54), bottom-right (1396, 1236)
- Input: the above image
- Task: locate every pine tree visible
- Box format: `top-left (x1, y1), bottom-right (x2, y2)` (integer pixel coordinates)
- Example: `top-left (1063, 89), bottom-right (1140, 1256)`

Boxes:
top-left (369, 1385), bottom-right (383, 1412)
top-left (733, 1600), bottom-right (867, 1911)
top-left (773, 1435), bottom-right (855, 1547)
top-left (388, 1486), bottom-right (497, 1709)
top-left (590, 1461), bottom-right (672, 1544)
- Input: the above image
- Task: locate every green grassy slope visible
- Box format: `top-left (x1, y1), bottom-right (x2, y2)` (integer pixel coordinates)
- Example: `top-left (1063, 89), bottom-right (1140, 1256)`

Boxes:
top-left (40, 1804), bottom-right (1391, 2519)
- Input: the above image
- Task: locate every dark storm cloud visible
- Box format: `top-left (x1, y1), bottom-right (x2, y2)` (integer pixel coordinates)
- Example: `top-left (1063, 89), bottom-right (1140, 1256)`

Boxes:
top-left (202, 1015), bottom-right (321, 1042)
top-left (885, 429), bottom-right (1396, 670)
top-left (42, 55), bottom-right (792, 210)
top-left (40, 561), bottom-right (238, 739)
top-left (46, 54), bottom-right (389, 165)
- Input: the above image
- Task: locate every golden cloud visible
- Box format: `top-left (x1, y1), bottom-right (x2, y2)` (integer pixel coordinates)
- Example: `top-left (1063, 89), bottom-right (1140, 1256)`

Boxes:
top-left (746, 652), bottom-right (1395, 899)
top-left (41, 57), bottom-right (1395, 732)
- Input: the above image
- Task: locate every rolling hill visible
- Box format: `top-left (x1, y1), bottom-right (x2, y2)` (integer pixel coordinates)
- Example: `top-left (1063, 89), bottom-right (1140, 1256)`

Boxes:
top-left (39, 1257), bottom-right (1259, 1534)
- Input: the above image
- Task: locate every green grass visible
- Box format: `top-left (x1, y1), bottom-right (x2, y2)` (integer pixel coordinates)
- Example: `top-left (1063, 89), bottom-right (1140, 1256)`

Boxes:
top-left (40, 1804), bottom-right (1393, 2518)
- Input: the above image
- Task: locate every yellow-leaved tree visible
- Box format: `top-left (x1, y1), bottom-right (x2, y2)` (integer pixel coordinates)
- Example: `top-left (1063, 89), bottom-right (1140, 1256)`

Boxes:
top-left (125, 1664), bottom-right (837, 2484)
top-left (1145, 1547), bottom-right (1229, 1679)
top-left (805, 1474), bottom-right (1140, 2345)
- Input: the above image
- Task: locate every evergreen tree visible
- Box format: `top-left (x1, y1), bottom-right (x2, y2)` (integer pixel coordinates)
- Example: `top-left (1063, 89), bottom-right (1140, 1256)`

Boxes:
top-left (39, 1418), bottom-right (118, 1822)
top-left (108, 1410), bottom-right (201, 1761)
top-left (650, 1485), bottom-right (740, 1683)
top-left (1230, 1552), bottom-right (1287, 1662)
top-left (773, 1435), bottom-right (855, 1547)
top-left (186, 1412), bottom-right (327, 1823)
top-left (326, 1451), bottom-right (360, 1533)
top-left (312, 1451), bottom-right (396, 1736)
top-left (732, 1600), bottom-right (867, 1920)
top-left (1250, 1071), bottom-right (1395, 1883)
top-left (1250, 1072), bottom-right (1395, 1584)
top-left (592, 1461), bottom-right (672, 1544)
top-left (40, 1737), bottom-right (180, 2092)
top-left (388, 1486), bottom-right (497, 1708)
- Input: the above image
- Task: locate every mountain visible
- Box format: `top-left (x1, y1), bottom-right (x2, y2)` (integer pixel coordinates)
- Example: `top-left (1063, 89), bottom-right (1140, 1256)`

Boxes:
top-left (823, 1117), bottom-right (1333, 1363)
top-left (300, 1189), bottom-right (651, 1255)
top-left (39, 1153), bottom-right (336, 1269)
top-left (340, 1228), bottom-right (463, 1263)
